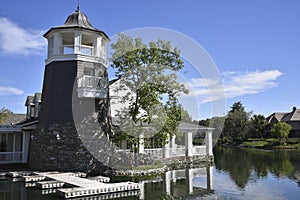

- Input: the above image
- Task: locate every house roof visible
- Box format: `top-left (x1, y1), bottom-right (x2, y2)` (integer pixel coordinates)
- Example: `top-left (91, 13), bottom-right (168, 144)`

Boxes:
top-left (33, 93), bottom-right (42, 103)
top-left (0, 114), bottom-right (26, 125)
top-left (281, 107), bottom-right (300, 121)
top-left (267, 107), bottom-right (300, 123)
top-left (267, 112), bottom-right (286, 123)
top-left (25, 96), bottom-right (34, 106)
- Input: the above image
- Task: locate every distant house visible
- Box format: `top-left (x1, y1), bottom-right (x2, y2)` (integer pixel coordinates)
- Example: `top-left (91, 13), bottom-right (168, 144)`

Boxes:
top-left (266, 107), bottom-right (300, 137)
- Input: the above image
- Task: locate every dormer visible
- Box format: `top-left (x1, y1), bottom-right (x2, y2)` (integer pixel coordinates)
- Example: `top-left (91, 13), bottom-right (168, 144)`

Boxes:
top-left (33, 93), bottom-right (42, 118)
top-left (43, 8), bottom-right (109, 66)
top-left (25, 96), bottom-right (34, 120)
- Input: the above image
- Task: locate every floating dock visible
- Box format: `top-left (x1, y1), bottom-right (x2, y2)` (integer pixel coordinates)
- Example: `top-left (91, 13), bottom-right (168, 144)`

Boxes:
top-left (4, 171), bottom-right (141, 199)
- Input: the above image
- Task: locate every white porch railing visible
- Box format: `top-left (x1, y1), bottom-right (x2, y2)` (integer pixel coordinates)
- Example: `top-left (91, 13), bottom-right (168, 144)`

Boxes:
top-left (116, 145), bottom-right (207, 158)
top-left (193, 145), bottom-right (206, 155)
top-left (170, 147), bottom-right (185, 157)
top-left (144, 148), bottom-right (163, 157)
top-left (0, 152), bottom-right (23, 163)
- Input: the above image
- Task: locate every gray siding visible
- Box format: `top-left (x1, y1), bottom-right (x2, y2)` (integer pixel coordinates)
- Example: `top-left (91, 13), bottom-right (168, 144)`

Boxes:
top-left (39, 61), bottom-right (78, 125)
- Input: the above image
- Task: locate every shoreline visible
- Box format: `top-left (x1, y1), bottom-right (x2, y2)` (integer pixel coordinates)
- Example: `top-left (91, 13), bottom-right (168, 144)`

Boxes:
top-left (220, 137), bottom-right (300, 150)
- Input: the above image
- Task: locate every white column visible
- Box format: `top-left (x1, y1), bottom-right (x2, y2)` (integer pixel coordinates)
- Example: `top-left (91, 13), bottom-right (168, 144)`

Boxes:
top-left (206, 165), bottom-right (214, 190)
top-left (94, 36), bottom-right (102, 57)
top-left (53, 32), bottom-right (62, 55)
top-left (22, 132), bottom-right (30, 163)
top-left (139, 182), bottom-right (145, 200)
top-left (185, 132), bottom-right (193, 157)
top-left (34, 103), bottom-right (39, 118)
top-left (138, 133), bottom-right (144, 154)
top-left (165, 171), bottom-right (171, 195)
top-left (26, 106), bottom-right (30, 119)
top-left (22, 132), bottom-right (26, 163)
top-left (163, 134), bottom-right (170, 158)
top-left (186, 168), bottom-right (194, 194)
top-left (74, 31), bottom-right (82, 54)
top-left (205, 131), bottom-right (213, 156)
top-left (12, 133), bottom-right (16, 162)
top-left (170, 134), bottom-right (176, 156)
top-left (172, 170), bottom-right (176, 183)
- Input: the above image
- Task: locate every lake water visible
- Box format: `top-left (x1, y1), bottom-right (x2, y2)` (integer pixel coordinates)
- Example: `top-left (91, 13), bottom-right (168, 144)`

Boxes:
top-left (1, 146), bottom-right (300, 199)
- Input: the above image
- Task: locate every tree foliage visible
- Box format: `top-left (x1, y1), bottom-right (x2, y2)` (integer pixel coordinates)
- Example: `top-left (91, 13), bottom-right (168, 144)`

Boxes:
top-left (271, 122), bottom-right (292, 143)
top-left (247, 114), bottom-right (269, 138)
top-left (0, 107), bottom-right (12, 124)
top-left (222, 101), bottom-right (251, 142)
top-left (110, 34), bottom-right (188, 151)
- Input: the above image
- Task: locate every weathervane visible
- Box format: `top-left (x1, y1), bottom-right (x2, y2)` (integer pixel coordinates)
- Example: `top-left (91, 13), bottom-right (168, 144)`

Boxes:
top-left (77, 0), bottom-right (80, 10)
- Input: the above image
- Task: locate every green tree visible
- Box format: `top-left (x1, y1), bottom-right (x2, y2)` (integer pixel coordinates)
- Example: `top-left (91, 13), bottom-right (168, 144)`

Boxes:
top-left (247, 114), bottom-right (269, 138)
top-left (271, 122), bottom-right (292, 144)
top-left (198, 118), bottom-right (210, 127)
top-left (222, 101), bottom-right (250, 143)
top-left (110, 34), bottom-right (188, 153)
top-left (179, 106), bottom-right (193, 123)
top-left (0, 107), bottom-right (12, 124)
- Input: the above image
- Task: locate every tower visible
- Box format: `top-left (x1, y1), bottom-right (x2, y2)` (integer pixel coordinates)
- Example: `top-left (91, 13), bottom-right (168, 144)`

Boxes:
top-left (28, 7), bottom-right (111, 174)
top-left (40, 7), bottom-right (109, 124)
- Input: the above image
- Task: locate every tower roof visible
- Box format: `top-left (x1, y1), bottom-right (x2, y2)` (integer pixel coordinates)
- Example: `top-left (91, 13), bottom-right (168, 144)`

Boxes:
top-left (63, 8), bottom-right (96, 30)
top-left (44, 8), bottom-right (109, 40)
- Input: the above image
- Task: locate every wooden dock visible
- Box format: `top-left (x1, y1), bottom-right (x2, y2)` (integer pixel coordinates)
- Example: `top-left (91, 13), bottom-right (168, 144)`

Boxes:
top-left (5, 171), bottom-right (141, 199)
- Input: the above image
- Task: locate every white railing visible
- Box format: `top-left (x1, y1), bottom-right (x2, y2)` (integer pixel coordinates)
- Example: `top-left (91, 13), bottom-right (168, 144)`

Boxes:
top-left (78, 75), bottom-right (108, 89)
top-left (192, 145), bottom-right (206, 155)
top-left (116, 149), bottom-right (131, 153)
top-left (144, 148), bottom-right (163, 157)
top-left (170, 147), bottom-right (186, 157)
top-left (115, 145), bottom-right (207, 158)
top-left (62, 45), bottom-right (94, 56)
top-left (0, 152), bottom-right (23, 163)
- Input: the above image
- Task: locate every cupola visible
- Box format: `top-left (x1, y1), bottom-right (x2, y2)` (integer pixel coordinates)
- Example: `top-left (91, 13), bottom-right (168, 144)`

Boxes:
top-left (43, 7), bottom-right (109, 66)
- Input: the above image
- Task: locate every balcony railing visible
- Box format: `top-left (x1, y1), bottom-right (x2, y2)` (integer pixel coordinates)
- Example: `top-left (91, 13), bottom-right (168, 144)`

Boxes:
top-left (77, 75), bottom-right (108, 98)
top-left (78, 75), bottom-right (108, 89)
top-left (63, 45), bottom-right (94, 56)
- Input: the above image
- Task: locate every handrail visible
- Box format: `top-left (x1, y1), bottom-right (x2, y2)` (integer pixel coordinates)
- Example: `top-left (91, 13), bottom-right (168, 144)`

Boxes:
top-left (62, 44), bottom-right (94, 56)
top-left (78, 75), bottom-right (108, 89)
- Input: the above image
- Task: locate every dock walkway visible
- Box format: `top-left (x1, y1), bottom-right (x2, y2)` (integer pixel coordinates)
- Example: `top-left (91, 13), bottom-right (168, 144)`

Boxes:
top-left (7, 171), bottom-right (140, 199)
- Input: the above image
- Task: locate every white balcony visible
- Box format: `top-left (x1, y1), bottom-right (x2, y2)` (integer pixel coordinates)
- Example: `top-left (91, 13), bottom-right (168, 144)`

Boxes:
top-left (46, 45), bottom-right (107, 66)
top-left (63, 44), bottom-right (93, 56)
top-left (77, 75), bottom-right (108, 99)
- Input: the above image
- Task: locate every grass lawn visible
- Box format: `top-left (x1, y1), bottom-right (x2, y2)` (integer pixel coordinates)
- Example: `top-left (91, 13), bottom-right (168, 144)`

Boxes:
top-left (239, 138), bottom-right (300, 149)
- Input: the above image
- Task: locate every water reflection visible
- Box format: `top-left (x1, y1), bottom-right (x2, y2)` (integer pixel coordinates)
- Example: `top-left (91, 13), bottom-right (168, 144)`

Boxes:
top-left (2, 147), bottom-right (300, 199)
top-left (0, 166), bottom-right (214, 200)
top-left (140, 167), bottom-right (214, 199)
top-left (214, 146), bottom-right (300, 189)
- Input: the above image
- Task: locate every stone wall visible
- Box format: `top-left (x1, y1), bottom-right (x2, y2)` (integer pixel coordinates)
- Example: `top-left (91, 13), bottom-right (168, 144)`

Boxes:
top-left (28, 123), bottom-right (109, 175)
top-left (28, 99), bottom-right (113, 176)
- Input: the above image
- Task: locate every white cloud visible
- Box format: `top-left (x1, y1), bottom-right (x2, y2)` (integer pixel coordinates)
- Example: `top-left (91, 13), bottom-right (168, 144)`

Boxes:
top-left (0, 86), bottom-right (24, 96)
top-left (0, 17), bottom-right (46, 56)
top-left (185, 70), bottom-right (283, 104)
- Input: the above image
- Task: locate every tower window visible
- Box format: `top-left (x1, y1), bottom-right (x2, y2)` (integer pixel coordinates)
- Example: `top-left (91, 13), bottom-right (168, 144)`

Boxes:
top-left (84, 68), bottom-right (95, 76)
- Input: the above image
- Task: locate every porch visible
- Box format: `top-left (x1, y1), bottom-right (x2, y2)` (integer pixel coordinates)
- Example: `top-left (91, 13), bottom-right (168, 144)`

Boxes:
top-left (0, 125), bottom-right (30, 164)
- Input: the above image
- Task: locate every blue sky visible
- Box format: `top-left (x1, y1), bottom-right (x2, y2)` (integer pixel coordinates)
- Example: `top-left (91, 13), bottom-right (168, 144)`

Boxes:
top-left (0, 0), bottom-right (299, 120)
